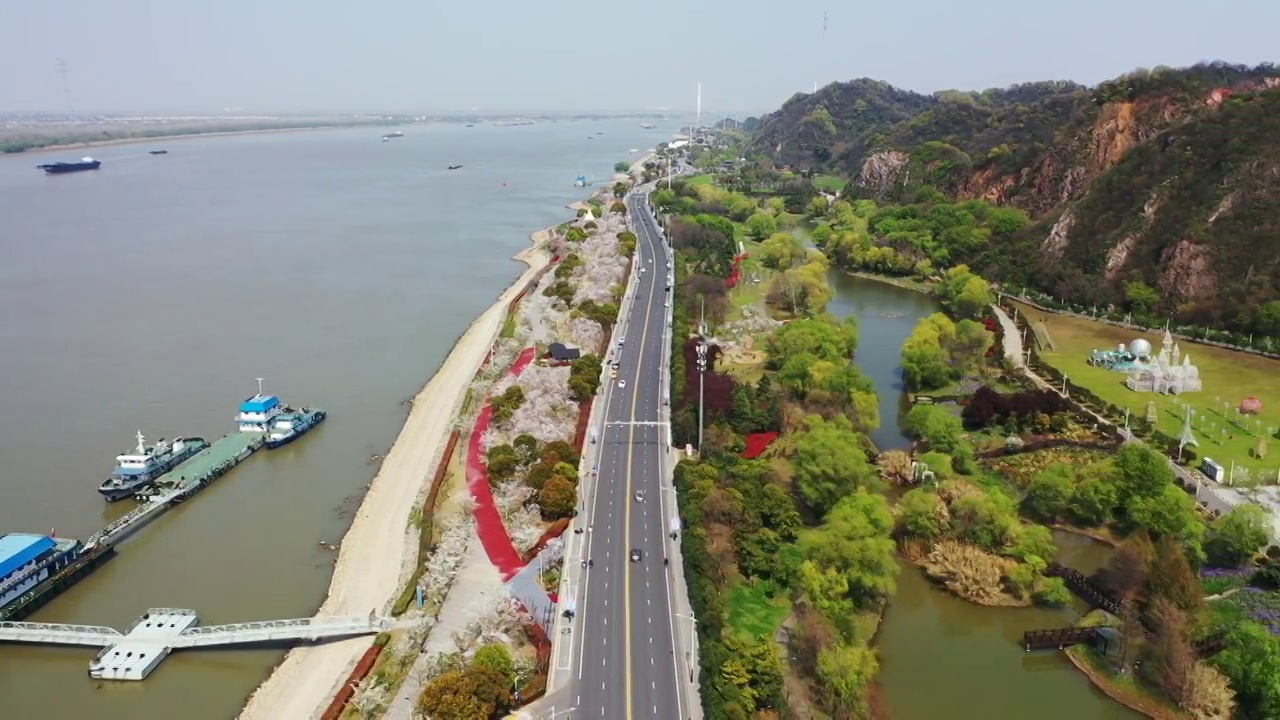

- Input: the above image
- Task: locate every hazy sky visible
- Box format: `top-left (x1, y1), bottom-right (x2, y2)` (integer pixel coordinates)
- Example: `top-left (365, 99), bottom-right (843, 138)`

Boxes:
top-left (2, 0), bottom-right (1275, 115)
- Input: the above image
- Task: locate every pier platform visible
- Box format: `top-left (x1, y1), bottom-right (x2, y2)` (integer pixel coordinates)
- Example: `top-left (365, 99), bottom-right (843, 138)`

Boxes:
top-left (0, 607), bottom-right (390, 682)
top-left (88, 432), bottom-right (264, 548)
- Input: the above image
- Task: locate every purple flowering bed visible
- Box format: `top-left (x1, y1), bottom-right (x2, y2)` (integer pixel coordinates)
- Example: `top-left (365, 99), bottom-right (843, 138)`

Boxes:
top-left (1201, 568), bottom-right (1280, 635)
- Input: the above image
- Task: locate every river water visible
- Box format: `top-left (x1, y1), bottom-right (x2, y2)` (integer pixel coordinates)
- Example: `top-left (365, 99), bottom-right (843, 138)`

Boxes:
top-left (825, 272), bottom-right (1140, 719)
top-left (0, 119), bottom-right (671, 720)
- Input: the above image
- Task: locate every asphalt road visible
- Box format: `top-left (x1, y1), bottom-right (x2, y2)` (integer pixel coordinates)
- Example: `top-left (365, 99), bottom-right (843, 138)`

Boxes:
top-left (572, 188), bottom-right (684, 719)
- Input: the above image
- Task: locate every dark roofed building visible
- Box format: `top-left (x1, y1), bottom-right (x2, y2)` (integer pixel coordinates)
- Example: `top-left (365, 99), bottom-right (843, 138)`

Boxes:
top-left (548, 342), bottom-right (581, 361)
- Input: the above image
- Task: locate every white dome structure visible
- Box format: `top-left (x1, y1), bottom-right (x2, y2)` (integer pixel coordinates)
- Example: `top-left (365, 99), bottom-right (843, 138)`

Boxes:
top-left (1130, 338), bottom-right (1153, 357)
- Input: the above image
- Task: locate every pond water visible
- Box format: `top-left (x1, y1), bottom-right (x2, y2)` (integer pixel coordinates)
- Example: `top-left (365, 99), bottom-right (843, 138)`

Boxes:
top-left (824, 272), bottom-right (1141, 719)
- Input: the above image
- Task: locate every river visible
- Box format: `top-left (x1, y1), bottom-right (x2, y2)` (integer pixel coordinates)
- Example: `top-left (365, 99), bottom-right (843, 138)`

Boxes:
top-left (825, 271), bottom-right (1141, 719)
top-left (0, 119), bottom-right (671, 720)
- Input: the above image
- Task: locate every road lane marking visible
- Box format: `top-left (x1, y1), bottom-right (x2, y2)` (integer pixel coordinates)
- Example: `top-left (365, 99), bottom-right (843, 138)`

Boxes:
top-left (623, 197), bottom-right (662, 720)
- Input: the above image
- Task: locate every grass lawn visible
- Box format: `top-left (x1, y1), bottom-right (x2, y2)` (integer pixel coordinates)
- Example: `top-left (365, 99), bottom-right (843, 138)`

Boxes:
top-left (725, 581), bottom-right (791, 640)
top-left (812, 175), bottom-right (847, 192)
top-left (685, 173), bottom-right (715, 186)
top-left (1012, 301), bottom-right (1280, 475)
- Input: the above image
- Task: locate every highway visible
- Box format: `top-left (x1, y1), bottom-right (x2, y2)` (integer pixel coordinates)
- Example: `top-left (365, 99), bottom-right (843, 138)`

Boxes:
top-left (568, 186), bottom-right (688, 719)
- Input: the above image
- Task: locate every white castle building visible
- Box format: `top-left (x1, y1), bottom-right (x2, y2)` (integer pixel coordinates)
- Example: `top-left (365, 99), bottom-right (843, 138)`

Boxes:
top-left (1125, 327), bottom-right (1203, 395)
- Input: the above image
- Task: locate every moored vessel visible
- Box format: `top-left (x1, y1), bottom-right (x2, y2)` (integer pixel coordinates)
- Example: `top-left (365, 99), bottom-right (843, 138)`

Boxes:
top-left (235, 378), bottom-right (284, 432)
top-left (37, 157), bottom-right (101, 174)
top-left (0, 533), bottom-right (85, 615)
top-left (265, 408), bottom-right (328, 449)
top-left (448, 164), bottom-right (463, 170)
top-left (98, 432), bottom-right (209, 502)
top-left (149, 150), bottom-right (168, 155)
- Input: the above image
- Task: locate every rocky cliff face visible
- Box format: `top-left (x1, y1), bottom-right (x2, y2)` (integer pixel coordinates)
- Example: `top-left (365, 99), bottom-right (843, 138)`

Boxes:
top-left (748, 63), bottom-right (1280, 332)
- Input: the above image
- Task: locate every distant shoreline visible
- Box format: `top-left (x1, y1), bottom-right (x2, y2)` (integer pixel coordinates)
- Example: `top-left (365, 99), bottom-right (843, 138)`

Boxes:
top-left (7, 122), bottom-right (403, 156)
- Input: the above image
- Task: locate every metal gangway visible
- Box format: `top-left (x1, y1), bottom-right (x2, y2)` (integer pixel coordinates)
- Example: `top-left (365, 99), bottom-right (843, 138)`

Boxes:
top-left (0, 620), bottom-right (124, 647)
top-left (0, 608), bottom-right (391, 681)
top-left (170, 613), bottom-right (390, 648)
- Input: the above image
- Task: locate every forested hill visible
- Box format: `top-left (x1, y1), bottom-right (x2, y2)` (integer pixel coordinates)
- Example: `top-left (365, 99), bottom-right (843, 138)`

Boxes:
top-left (746, 63), bottom-right (1280, 334)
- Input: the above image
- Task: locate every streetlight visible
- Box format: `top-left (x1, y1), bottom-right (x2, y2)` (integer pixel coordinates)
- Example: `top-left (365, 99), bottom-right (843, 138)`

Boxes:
top-left (695, 341), bottom-right (707, 451)
top-left (674, 612), bottom-right (698, 684)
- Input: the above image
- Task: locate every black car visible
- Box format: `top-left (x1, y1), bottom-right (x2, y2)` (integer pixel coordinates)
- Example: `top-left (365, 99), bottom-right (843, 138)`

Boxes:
top-left (630, 548), bottom-right (642, 563)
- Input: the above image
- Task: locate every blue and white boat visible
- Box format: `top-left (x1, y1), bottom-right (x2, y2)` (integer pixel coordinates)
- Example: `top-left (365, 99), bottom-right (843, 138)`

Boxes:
top-left (98, 432), bottom-right (209, 502)
top-left (235, 378), bottom-right (284, 433)
top-left (265, 408), bottom-right (328, 449)
top-left (236, 378), bottom-right (326, 448)
top-left (0, 533), bottom-right (82, 612)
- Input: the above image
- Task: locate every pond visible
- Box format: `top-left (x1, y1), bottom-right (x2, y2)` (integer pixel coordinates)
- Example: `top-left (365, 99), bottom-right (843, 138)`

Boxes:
top-left (824, 270), bottom-right (940, 451)
top-left (825, 271), bottom-right (1141, 719)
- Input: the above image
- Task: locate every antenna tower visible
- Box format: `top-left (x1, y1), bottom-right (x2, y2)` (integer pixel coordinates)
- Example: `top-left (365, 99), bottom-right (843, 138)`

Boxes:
top-left (56, 58), bottom-right (74, 113)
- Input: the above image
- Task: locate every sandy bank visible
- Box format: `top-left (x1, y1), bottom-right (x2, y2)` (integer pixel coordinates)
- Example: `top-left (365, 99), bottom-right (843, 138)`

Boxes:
top-left (14, 123), bottom-right (395, 156)
top-left (237, 232), bottom-right (552, 720)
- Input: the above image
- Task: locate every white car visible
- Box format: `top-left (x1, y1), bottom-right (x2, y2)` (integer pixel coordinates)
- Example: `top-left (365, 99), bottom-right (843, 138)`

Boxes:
top-left (618, 379), bottom-right (627, 389)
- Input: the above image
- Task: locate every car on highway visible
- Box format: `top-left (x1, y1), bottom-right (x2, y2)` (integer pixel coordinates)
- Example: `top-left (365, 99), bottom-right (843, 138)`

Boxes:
top-left (634, 490), bottom-right (645, 503)
top-left (630, 548), bottom-right (642, 562)
top-left (618, 379), bottom-right (626, 389)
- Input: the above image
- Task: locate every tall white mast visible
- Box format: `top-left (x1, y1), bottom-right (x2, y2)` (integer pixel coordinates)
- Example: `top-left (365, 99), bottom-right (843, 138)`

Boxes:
top-left (696, 82), bottom-right (702, 128)
top-left (136, 430), bottom-right (146, 454)
top-left (256, 377), bottom-right (265, 397)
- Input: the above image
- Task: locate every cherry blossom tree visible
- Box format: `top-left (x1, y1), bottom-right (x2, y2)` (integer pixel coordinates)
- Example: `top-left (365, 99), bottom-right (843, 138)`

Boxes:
top-left (570, 315), bottom-right (609, 353)
top-left (350, 677), bottom-right (391, 719)
top-left (419, 517), bottom-right (474, 607)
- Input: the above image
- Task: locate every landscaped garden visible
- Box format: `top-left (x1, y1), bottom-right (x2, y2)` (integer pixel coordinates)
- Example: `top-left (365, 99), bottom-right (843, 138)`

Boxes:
top-left (1011, 300), bottom-right (1280, 476)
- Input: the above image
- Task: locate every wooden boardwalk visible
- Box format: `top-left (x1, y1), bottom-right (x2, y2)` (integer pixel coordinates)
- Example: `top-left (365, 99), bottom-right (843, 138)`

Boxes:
top-left (1022, 627), bottom-right (1101, 651)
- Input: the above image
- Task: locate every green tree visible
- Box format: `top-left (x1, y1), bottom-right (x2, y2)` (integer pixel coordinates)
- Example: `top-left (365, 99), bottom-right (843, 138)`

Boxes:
top-left (1007, 524), bottom-right (1057, 564)
top-left (1128, 484), bottom-right (1205, 559)
top-left (765, 315), bottom-right (859, 369)
top-left (744, 212), bottom-right (777, 240)
top-left (1206, 504), bottom-right (1270, 567)
top-left (895, 488), bottom-right (950, 540)
top-left (1068, 477), bottom-right (1117, 526)
top-left (816, 642), bottom-right (879, 718)
top-left (902, 404), bottom-right (963, 452)
top-left (1124, 280), bottom-right (1160, 314)
top-left (792, 415), bottom-right (878, 515)
top-left (486, 444), bottom-right (520, 484)
top-left (472, 643), bottom-right (515, 685)
top-left (1113, 444), bottom-right (1174, 504)
top-left (757, 232), bottom-right (804, 270)
top-left (1023, 466), bottom-right (1075, 522)
top-left (804, 489), bottom-right (898, 604)
top-left (1258, 300), bottom-right (1280, 335)
top-left (1214, 622), bottom-right (1280, 719)
top-left (614, 161), bottom-right (631, 173)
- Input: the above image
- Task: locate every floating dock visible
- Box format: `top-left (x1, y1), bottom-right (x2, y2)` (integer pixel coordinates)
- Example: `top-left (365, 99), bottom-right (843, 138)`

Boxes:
top-left (89, 431), bottom-right (264, 548)
top-left (88, 609), bottom-right (199, 680)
